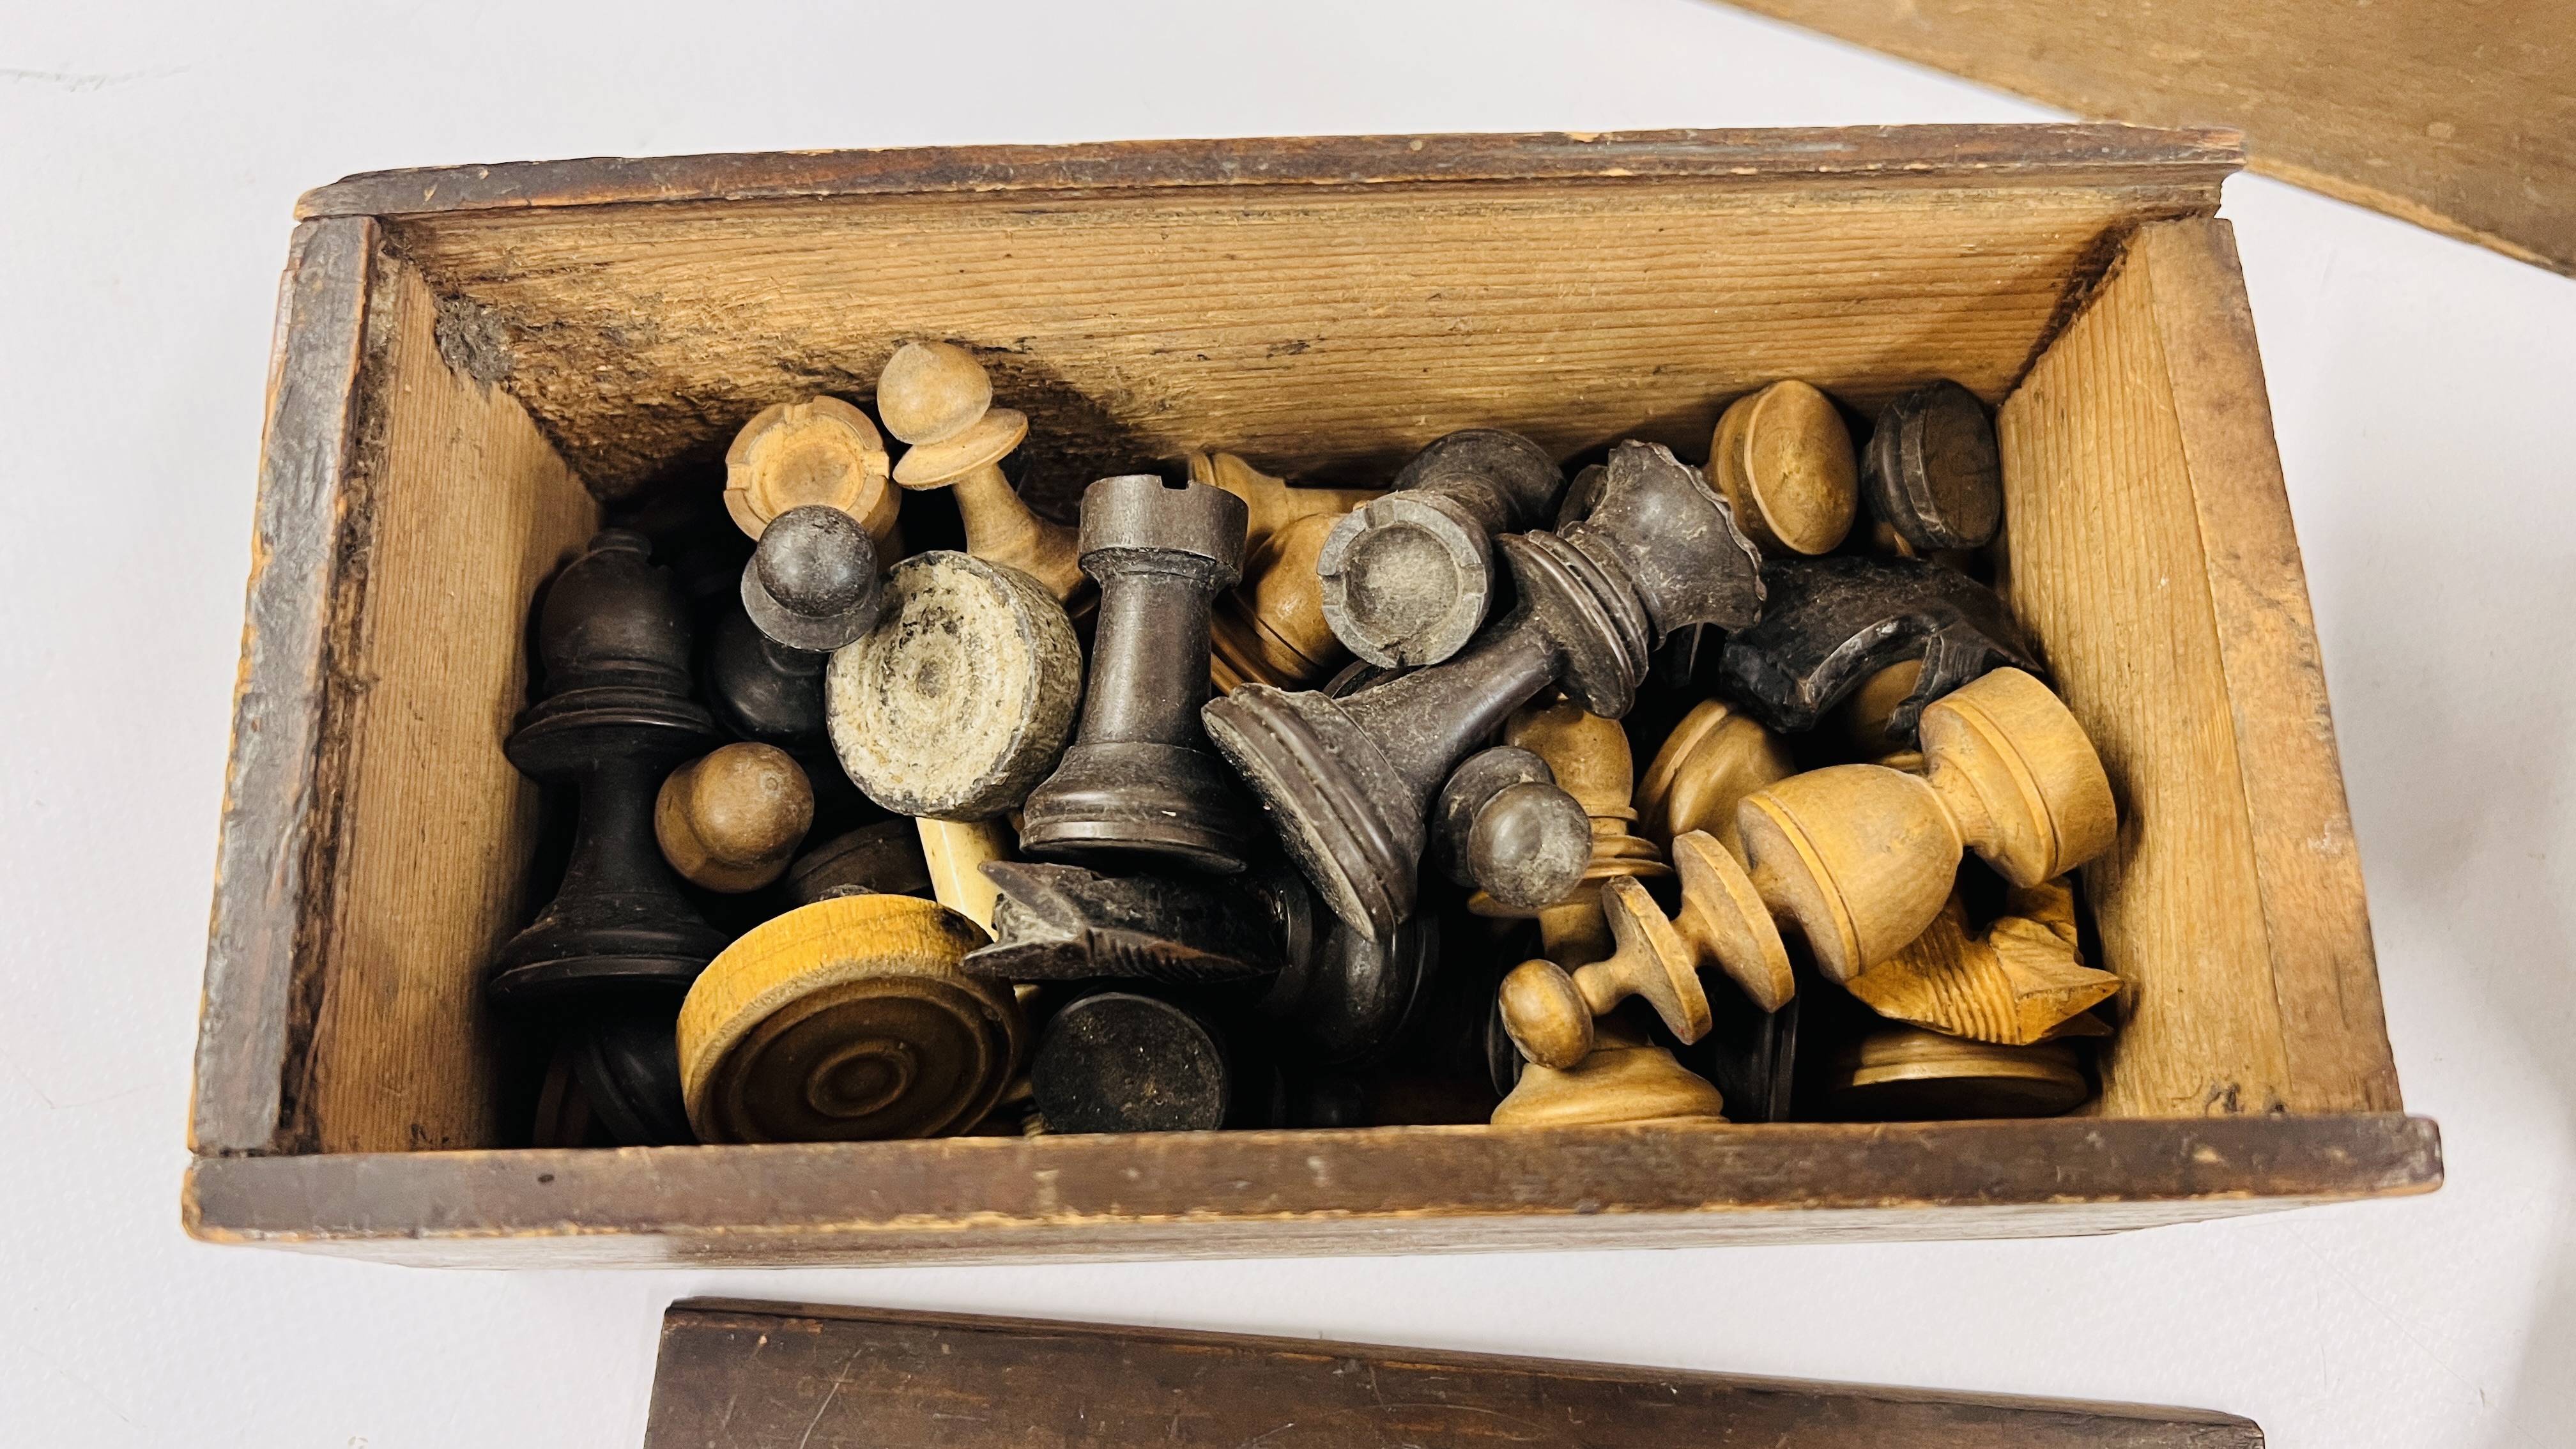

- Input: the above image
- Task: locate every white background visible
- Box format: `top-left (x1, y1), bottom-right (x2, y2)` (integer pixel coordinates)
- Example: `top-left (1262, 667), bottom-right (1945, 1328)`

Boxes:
top-left (4, 3), bottom-right (2570, 1445)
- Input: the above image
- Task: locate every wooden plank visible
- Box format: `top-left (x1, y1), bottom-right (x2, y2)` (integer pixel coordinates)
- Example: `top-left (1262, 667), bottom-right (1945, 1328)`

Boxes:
top-left (289, 256), bottom-right (597, 1153)
top-left (296, 125), bottom-right (2244, 218)
top-left (1998, 218), bottom-right (2396, 1116)
top-left (190, 216), bottom-right (376, 1154)
top-left (643, 1300), bottom-right (2264, 1447)
top-left (181, 1114), bottom-right (2440, 1267)
top-left (1719, 1), bottom-right (2576, 277)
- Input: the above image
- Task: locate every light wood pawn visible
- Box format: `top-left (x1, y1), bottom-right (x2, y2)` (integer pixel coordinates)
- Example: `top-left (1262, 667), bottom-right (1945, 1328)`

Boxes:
top-left (878, 341), bottom-right (1086, 604)
top-left (724, 397), bottom-right (901, 550)
top-left (1489, 1014), bottom-right (1727, 1126)
top-left (1706, 379), bottom-right (1857, 556)
top-left (1846, 878), bottom-right (2118, 1045)
top-left (654, 742), bottom-right (815, 892)
top-left (1634, 697), bottom-right (1795, 859)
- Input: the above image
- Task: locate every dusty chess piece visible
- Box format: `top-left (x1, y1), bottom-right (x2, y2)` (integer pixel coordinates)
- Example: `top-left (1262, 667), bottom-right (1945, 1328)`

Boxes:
top-left (724, 396), bottom-right (900, 548)
top-left (1252, 905), bottom-right (1441, 1067)
top-left (878, 341), bottom-right (1086, 604)
top-left (740, 503), bottom-right (882, 652)
top-left (1736, 667), bottom-right (2116, 984)
top-left (655, 742), bottom-right (815, 893)
top-left (1715, 555), bottom-right (2037, 747)
top-left (1020, 475), bottom-right (1254, 871)
top-left (1206, 440), bottom-right (1763, 938)
top-left (1706, 379), bottom-right (1857, 556)
top-left (1479, 698), bottom-right (1670, 964)
top-left (1316, 428), bottom-right (1565, 668)
top-left (1209, 511), bottom-right (1350, 691)
top-left (827, 551), bottom-right (1082, 820)
top-left (963, 861), bottom-right (1286, 983)
top-left (1498, 876), bottom-right (1708, 1070)
top-left (1823, 1025), bottom-right (2089, 1120)
top-left (1029, 990), bottom-right (1253, 1133)
top-left (1186, 450), bottom-right (1381, 551)
top-left (675, 890), bottom-right (1025, 1143)
top-left (1489, 1013), bottom-right (1726, 1126)
top-left (785, 819), bottom-right (935, 905)
top-left (916, 817), bottom-right (1016, 934)
top-left (1863, 379), bottom-right (2004, 552)
top-left (1846, 878), bottom-right (2119, 1045)
top-left (1430, 746), bottom-right (1591, 914)
top-left (1634, 698), bottom-right (1794, 859)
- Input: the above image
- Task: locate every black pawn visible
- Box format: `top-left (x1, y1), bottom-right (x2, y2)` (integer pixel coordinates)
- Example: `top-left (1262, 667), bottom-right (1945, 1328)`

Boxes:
top-left (742, 503), bottom-right (881, 652)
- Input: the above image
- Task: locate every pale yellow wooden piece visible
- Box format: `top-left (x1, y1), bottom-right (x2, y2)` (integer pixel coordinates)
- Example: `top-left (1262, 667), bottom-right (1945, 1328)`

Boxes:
top-left (876, 341), bottom-right (993, 445)
top-left (1827, 1026), bottom-right (2089, 1119)
top-left (1919, 666), bottom-right (2118, 889)
top-left (1825, 658), bottom-right (1925, 762)
top-left (1188, 451), bottom-right (1382, 552)
top-left (1476, 698), bottom-right (1669, 967)
top-left (655, 743), bottom-right (815, 893)
top-left (916, 817), bottom-right (1015, 934)
top-left (1209, 510), bottom-right (1349, 691)
top-left (1497, 876), bottom-right (1712, 1070)
top-left (1490, 1016), bottom-right (1726, 1127)
top-left (1707, 379), bottom-right (1857, 555)
top-left (1634, 698), bottom-right (1795, 857)
top-left (1846, 880), bottom-right (2120, 1045)
top-left (1669, 831), bottom-right (1797, 1012)
top-left (878, 343), bottom-right (1087, 603)
top-left (723, 397), bottom-right (899, 545)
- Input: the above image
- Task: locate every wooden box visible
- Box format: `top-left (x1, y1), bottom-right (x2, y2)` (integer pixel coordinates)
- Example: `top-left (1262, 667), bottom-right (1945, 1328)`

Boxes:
top-left (185, 126), bottom-right (2439, 1267)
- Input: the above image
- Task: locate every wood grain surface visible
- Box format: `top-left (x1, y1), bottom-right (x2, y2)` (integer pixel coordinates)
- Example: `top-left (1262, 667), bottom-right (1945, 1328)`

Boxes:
top-left (641, 1300), bottom-right (2266, 1447)
top-left (1720, 0), bottom-right (2576, 277)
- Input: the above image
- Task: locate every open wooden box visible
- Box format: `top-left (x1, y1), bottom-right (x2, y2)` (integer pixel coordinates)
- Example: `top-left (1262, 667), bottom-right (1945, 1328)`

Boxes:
top-left (187, 126), bottom-right (2438, 1267)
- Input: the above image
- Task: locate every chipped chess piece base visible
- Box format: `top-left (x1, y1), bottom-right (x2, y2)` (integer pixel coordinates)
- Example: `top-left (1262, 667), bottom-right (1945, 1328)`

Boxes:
top-left (1845, 879), bottom-right (2119, 1045)
top-left (1736, 668), bottom-right (2117, 984)
top-left (1210, 511), bottom-right (1349, 691)
top-left (656, 742), bottom-right (816, 892)
top-left (785, 819), bottom-right (935, 905)
top-left (1186, 451), bottom-right (1380, 553)
top-left (1824, 1026), bottom-right (2089, 1120)
top-left (1029, 990), bottom-right (1235, 1133)
top-left (880, 340), bottom-right (1087, 604)
top-left (1317, 428), bottom-right (1565, 669)
top-left (725, 396), bottom-right (900, 549)
top-left (1489, 1014), bottom-right (1727, 1127)
top-left (1634, 698), bottom-right (1795, 860)
top-left (963, 861), bottom-right (1285, 983)
top-left (917, 817), bottom-right (1016, 935)
top-left (828, 551), bottom-right (1083, 820)
top-left (1431, 746), bottom-right (1590, 914)
top-left (1864, 379), bottom-right (2004, 551)
top-left (1499, 876), bottom-right (1710, 1070)
top-left (675, 891), bottom-right (1023, 1144)
top-left (1707, 379), bottom-right (1857, 556)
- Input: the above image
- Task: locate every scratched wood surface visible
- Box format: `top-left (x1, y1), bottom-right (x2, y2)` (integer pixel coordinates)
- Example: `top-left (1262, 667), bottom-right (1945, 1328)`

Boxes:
top-left (640, 1301), bottom-right (2265, 1447)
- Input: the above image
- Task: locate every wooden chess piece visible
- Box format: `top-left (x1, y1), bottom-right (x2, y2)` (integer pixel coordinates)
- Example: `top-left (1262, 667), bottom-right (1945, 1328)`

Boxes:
top-left (1846, 878), bottom-right (2119, 1045)
top-left (675, 889), bottom-right (1025, 1142)
top-left (1489, 1013), bottom-right (1726, 1126)
top-left (1824, 1026), bottom-right (2089, 1120)
top-left (1706, 379), bottom-right (1857, 556)
top-left (1735, 667), bottom-right (2117, 983)
top-left (1029, 990), bottom-right (1250, 1133)
top-left (916, 817), bottom-right (1016, 935)
top-left (1430, 746), bottom-right (1591, 914)
top-left (1209, 512), bottom-right (1350, 691)
top-left (1485, 698), bottom-right (1671, 965)
top-left (1206, 441), bottom-right (1763, 939)
top-left (1186, 450), bottom-right (1379, 551)
top-left (1863, 379), bottom-right (2004, 552)
top-left (1020, 475), bottom-right (1255, 871)
top-left (878, 341), bottom-right (1087, 604)
top-left (1252, 904), bottom-right (1441, 1068)
top-left (706, 604), bottom-right (827, 749)
top-left (571, 997), bottom-right (697, 1146)
top-left (724, 396), bottom-right (900, 549)
top-left (1498, 876), bottom-right (1707, 1070)
top-left (1634, 698), bottom-right (1793, 859)
top-left (785, 819), bottom-right (935, 905)
top-left (739, 503), bottom-right (882, 652)
top-left (826, 551), bottom-right (1082, 820)
top-left (963, 861), bottom-right (1287, 983)
top-left (1825, 659), bottom-right (1929, 766)
top-left (1715, 555), bottom-right (2037, 746)
top-left (655, 742), bottom-right (815, 893)
top-left (1316, 428), bottom-right (1565, 668)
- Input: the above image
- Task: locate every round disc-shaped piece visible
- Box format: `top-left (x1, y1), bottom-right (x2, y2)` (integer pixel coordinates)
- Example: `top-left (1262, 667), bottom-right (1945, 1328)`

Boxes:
top-left (785, 820), bottom-right (935, 906)
top-left (655, 742), bottom-right (815, 893)
top-left (1669, 829), bottom-right (1795, 1012)
top-left (724, 397), bottom-right (895, 542)
top-left (892, 408), bottom-right (1027, 489)
top-left (1031, 992), bottom-right (1230, 1133)
top-left (743, 505), bottom-right (882, 652)
top-left (877, 341), bottom-right (995, 445)
top-left (1314, 493), bottom-right (1492, 668)
top-left (1864, 379), bottom-right (2003, 551)
top-left (827, 551), bottom-right (1082, 819)
top-left (1825, 1026), bottom-right (2088, 1120)
top-left (1710, 379), bottom-right (1857, 556)
top-left (677, 893), bottom-right (1021, 1144)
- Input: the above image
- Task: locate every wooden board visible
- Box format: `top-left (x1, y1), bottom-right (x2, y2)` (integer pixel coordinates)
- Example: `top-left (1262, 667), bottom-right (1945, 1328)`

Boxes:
top-left (182, 1114), bottom-right (2439, 1268)
top-left (643, 1300), bottom-right (2265, 1447)
top-left (1719, 1), bottom-right (2576, 277)
top-left (1999, 218), bottom-right (2398, 1117)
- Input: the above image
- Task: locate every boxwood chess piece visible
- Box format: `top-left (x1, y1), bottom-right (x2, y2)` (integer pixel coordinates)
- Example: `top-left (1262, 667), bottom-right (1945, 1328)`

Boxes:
top-left (1205, 440), bottom-right (1763, 939)
top-left (878, 340), bottom-right (1087, 605)
top-left (1845, 878), bottom-right (2119, 1045)
top-left (1315, 428), bottom-right (1565, 669)
top-left (1633, 698), bottom-right (1794, 860)
top-left (1824, 1025), bottom-right (2089, 1120)
top-left (724, 396), bottom-right (900, 549)
top-left (1862, 379), bottom-right (2004, 553)
top-left (1705, 379), bottom-right (1857, 557)
top-left (655, 742), bottom-right (815, 893)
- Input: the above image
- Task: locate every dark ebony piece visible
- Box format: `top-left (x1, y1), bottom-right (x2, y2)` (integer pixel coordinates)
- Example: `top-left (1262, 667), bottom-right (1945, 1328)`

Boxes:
top-left (741, 503), bottom-right (882, 652)
top-left (573, 997), bottom-right (696, 1146)
top-left (1431, 746), bottom-right (1590, 912)
top-left (783, 819), bottom-right (933, 905)
top-left (1714, 554), bottom-right (2040, 746)
top-left (1020, 474), bottom-right (1254, 872)
top-left (1205, 440), bottom-right (1763, 938)
top-left (1316, 428), bottom-right (1565, 669)
top-left (1863, 380), bottom-right (2004, 551)
top-left (1031, 991), bottom-right (1246, 1133)
top-left (489, 530), bottom-right (727, 1004)
top-left (964, 861), bottom-right (1286, 983)
top-left (1253, 909), bottom-right (1440, 1066)
top-left (1680, 972), bottom-right (1800, 1124)
top-left (706, 606), bottom-right (826, 747)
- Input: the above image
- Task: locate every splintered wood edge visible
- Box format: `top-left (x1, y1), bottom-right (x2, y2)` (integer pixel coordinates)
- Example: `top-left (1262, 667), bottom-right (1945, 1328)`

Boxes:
top-left (295, 125), bottom-right (2246, 218)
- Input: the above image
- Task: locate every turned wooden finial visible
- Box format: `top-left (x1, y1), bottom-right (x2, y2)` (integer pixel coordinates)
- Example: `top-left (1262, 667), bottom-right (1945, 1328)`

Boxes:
top-left (1210, 510), bottom-right (1350, 691)
top-left (1736, 667), bottom-right (2116, 983)
top-left (655, 742), bottom-right (816, 893)
top-left (1706, 379), bottom-right (1857, 556)
top-left (1498, 876), bottom-right (1708, 1070)
top-left (1489, 1013), bottom-right (1726, 1127)
top-left (1476, 698), bottom-right (1669, 965)
top-left (1634, 698), bottom-right (1795, 859)
top-left (1187, 451), bottom-right (1381, 553)
top-left (724, 397), bottom-right (900, 548)
top-left (878, 341), bottom-right (1087, 604)
top-left (1846, 878), bottom-right (2118, 1044)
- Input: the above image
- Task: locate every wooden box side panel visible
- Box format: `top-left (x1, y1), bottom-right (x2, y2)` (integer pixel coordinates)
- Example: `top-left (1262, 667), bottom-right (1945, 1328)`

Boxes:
top-left (1998, 217), bottom-right (2396, 1116)
top-left (281, 253), bottom-right (598, 1153)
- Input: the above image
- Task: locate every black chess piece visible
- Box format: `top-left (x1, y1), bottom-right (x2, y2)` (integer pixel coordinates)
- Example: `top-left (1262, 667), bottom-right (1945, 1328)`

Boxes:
top-left (1430, 746), bottom-right (1590, 912)
top-left (1252, 908), bottom-right (1441, 1068)
top-left (1030, 990), bottom-right (1284, 1133)
top-left (1204, 440), bottom-right (1764, 939)
top-left (1862, 379), bottom-right (2004, 552)
top-left (1315, 428), bottom-right (1565, 669)
top-left (963, 861), bottom-right (1287, 983)
top-left (740, 503), bottom-right (882, 651)
top-left (1021, 473), bottom-right (1255, 872)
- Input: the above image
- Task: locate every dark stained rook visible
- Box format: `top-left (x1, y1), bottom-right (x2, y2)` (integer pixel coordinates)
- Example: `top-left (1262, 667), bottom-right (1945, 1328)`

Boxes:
top-left (1862, 379), bottom-right (2004, 551)
top-left (1316, 428), bottom-right (1565, 668)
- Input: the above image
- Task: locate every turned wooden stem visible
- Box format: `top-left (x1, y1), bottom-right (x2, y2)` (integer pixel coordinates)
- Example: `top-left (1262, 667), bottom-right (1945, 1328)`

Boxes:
top-left (951, 463), bottom-right (1086, 601)
top-left (917, 817), bottom-right (1014, 935)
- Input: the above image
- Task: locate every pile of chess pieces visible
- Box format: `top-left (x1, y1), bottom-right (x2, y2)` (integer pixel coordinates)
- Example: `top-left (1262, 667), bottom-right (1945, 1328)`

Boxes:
top-left (496, 346), bottom-right (2125, 1146)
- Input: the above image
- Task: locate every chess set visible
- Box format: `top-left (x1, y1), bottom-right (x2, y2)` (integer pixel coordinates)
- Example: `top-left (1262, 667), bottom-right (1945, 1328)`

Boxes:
top-left (503, 341), bottom-right (2130, 1147)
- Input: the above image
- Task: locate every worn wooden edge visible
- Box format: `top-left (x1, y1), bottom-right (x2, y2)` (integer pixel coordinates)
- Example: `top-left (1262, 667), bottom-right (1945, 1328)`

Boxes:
top-left (190, 216), bottom-right (377, 1155)
top-left (181, 1114), bottom-right (2437, 1265)
top-left (294, 125), bottom-right (2245, 219)
top-left (650, 1300), bottom-right (2263, 1440)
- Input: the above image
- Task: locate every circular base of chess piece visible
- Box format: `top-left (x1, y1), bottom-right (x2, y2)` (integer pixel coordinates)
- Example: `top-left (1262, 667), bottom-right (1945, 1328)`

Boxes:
top-left (1255, 908), bottom-right (1441, 1067)
top-left (827, 551), bottom-right (1082, 820)
top-left (1031, 991), bottom-right (1231, 1133)
top-left (1635, 698), bottom-right (1794, 857)
top-left (655, 742), bottom-right (815, 893)
top-left (677, 893), bottom-right (1022, 1144)
top-left (724, 397), bottom-right (896, 543)
top-left (1018, 742), bottom-right (1252, 874)
top-left (1315, 491), bottom-right (1496, 669)
top-left (740, 505), bottom-right (882, 652)
top-left (1824, 1027), bottom-right (2087, 1119)
top-left (1489, 1022), bottom-right (1726, 1127)
top-left (1864, 379), bottom-right (2003, 551)
top-left (486, 881), bottom-right (732, 1004)
top-left (1709, 379), bottom-right (1858, 556)
top-left (572, 997), bottom-right (696, 1146)
top-left (1200, 682), bottom-right (1423, 939)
